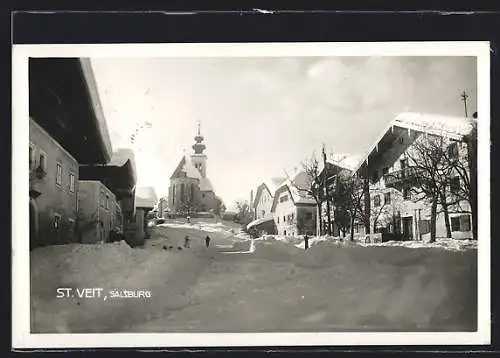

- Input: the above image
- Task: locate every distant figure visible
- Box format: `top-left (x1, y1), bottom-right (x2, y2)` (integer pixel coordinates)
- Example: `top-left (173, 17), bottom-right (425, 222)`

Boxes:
top-left (184, 235), bottom-right (190, 248)
top-left (205, 235), bottom-right (211, 248)
top-left (186, 216), bottom-right (191, 224)
top-left (304, 234), bottom-right (310, 251)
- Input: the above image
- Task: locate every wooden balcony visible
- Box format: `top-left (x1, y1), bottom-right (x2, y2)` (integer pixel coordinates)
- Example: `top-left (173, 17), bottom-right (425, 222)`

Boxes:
top-left (383, 167), bottom-right (420, 188)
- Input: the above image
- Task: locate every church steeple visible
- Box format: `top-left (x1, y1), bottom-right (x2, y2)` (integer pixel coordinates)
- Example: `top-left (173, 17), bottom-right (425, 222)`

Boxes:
top-left (192, 120), bottom-right (206, 154)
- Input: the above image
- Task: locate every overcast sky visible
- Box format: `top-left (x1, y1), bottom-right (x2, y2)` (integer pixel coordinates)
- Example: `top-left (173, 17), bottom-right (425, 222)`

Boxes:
top-left (90, 56), bottom-right (477, 210)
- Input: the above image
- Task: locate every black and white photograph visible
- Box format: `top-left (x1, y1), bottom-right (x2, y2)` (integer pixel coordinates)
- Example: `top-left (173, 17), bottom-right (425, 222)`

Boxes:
top-left (12, 42), bottom-right (490, 348)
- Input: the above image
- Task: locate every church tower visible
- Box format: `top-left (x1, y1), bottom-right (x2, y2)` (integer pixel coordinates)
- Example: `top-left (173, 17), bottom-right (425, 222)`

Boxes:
top-left (191, 121), bottom-right (207, 178)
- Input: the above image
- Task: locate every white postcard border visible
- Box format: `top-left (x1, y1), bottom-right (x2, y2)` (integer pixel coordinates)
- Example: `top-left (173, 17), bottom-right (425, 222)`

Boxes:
top-left (12, 41), bottom-right (491, 348)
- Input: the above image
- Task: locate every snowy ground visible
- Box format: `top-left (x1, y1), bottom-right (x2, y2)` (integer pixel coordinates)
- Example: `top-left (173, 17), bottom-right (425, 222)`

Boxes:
top-left (30, 219), bottom-right (478, 333)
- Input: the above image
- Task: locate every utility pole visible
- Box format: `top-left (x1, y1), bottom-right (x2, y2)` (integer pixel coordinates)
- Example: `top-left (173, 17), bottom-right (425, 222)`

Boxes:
top-left (461, 91), bottom-right (469, 118)
top-left (322, 144), bottom-right (332, 236)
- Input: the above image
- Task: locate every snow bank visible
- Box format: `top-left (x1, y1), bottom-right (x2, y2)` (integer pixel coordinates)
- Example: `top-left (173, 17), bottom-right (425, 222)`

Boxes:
top-left (359, 238), bottom-right (478, 251)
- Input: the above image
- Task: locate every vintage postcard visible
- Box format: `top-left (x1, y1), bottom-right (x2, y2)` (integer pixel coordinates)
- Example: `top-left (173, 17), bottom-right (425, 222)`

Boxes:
top-left (12, 42), bottom-right (490, 348)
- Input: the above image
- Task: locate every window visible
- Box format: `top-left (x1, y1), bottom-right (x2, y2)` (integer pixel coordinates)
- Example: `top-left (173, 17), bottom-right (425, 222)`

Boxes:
top-left (403, 187), bottom-right (411, 200)
top-left (106, 194), bottom-right (110, 210)
top-left (460, 215), bottom-right (471, 231)
top-left (284, 230), bottom-right (287, 236)
top-left (373, 195), bottom-right (381, 207)
top-left (355, 223), bottom-right (359, 233)
top-left (448, 142), bottom-right (459, 160)
top-left (450, 176), bottom-right (460, 194)
top-left (372, 171), bottom-right (379, 183)
top-left (279, 194), bottom-right (289, 203)
top-left (29, 143), bottom-right (36, 169)
top-left (283, 216), bottom-right (286, 222)
top-left (419, 219), bottom-right (431, 235)
top-left (452, 215), bottom-right (472, 232)
top-left (384, 192), bottom-right (391, 205)
top-left (398, 136), bottom-right (404, 144)
top-left (277, 217), bottom-right (280, 224)
top-left (68, 218), bottom-right (75, 232)
top-left (261, 210), bottom-right (265, 217)
top-left (69, 173), bottom-right (75, 193)
top-left (39, 151), bottom-right (47, 171)
top-left (202, 193), bottom-right (205, 198)
top-left (53, 213), bottom-right (62, 229)
top-left (400, 158), bottom-right (408, 170)
top-left (305, 212), bottom-right (313, 220)
top-left (100, 191), bottom-right (105, 208)
top-left (55, 163), bottom-right (62, 186)
top-left (291, 213), bottom-right (294, 221)
top-left (382, 167), bottom-right (389, 175)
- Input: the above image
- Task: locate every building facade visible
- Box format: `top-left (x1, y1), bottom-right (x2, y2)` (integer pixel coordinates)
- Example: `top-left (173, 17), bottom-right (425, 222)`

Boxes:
top-left (29, 58), bottom-right (113, 249)
top-left (354, 112), bottom-right (476, 241)
top-left (270, 171), bottom-right (317, 236)
top-left (29, 118), bottom-right (79, 248)
top-left (77, 180), bottom-right (121, 244)
top-left (252, 178), bottom-right (285, 220)
top-left (168, 124), bottom-right (220, 214)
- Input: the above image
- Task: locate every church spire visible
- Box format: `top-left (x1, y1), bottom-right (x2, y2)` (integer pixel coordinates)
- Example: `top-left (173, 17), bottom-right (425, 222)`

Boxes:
top-left (192, 120), bottom-right (206, 154)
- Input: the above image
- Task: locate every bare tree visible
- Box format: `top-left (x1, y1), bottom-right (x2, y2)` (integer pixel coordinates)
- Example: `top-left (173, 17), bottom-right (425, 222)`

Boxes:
top-left (286, 151), bottom-right (323, 236)
top-left (404, 133), bottom-right (454, 242)
top-left (331, 171), bottom-right (367, 241)
top-left (234, 200), bottom-right (253, 228)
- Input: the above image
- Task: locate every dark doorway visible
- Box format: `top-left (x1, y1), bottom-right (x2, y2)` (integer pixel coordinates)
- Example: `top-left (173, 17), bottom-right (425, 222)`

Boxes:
top-left (402, 216), bottom-right (413, 240)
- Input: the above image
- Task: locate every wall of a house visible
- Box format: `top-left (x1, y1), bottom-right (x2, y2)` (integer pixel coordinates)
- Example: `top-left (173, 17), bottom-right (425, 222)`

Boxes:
top-left (366, 132), bottom-right (473, 240)
top-left (255, 187), bottom-right (273, 220)
top-left (77, 180), bottom-right (119, 244)
top-left (29, 117), bottom-right (79, 248)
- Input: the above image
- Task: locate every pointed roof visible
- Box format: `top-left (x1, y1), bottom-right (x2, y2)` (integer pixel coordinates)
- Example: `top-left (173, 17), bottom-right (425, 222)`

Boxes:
top-left (252, 176), bottom-right (286, 208)
top-left (271, 170), bottom-right (316, 212)
top-left (170, 155), bottom-right (202, 180)
top-left (354, 112), bottom-right (476, 173)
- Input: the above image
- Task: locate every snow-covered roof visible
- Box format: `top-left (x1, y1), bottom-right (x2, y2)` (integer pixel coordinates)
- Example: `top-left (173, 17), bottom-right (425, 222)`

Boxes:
top-left (135, 186), bottom-right (157, 209)
top-left (272, 170), bottom-right (316, 208)
top-left (327, 153), bottom-right (363, 171)
top-left (253, 176), bottom-right (286, 207)
top-left (354, 112), bottom-right (476, 173)
top-left (247, 215), bottom-right (275, 230)
top-left (108, 148), bottom-right (137, 183)
top-left (394, 112), bottom-right (475, 139)
top-left (109, 148), bottom-right (135, 166)
top-left (170, 155), bottom-right (202, 180)
top-left (200, 177), bottom-right (214, 192)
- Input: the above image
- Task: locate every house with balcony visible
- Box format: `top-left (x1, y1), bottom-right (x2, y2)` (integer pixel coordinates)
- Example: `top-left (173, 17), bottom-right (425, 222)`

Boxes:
top-left (29, 58), bottom-right (112, 249)
top-left (270, 171), bottom-right (317, 237)
top-left (354, 112), bottom-right (477, 241)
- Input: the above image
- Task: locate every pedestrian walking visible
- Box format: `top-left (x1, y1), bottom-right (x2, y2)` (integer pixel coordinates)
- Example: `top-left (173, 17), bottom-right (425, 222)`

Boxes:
top-left (304, 234), bottom-right (309, 251)
top-left (184, 235), bottom-right (190, 248)
top-left (205, 235), bottom-right (211, 248)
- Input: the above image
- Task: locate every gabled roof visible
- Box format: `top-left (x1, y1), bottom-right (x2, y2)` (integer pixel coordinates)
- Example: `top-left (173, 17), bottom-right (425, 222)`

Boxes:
top-left (252, 176), bottom-right (286, 208)
top-left (135, 186), bottom-right (158, 209)
top-left (170, 155), bottom-right (202, 180)
top-left (354, 112), bottom-right (476, 173)
top-left (270, 171), bottom-right (316, 212)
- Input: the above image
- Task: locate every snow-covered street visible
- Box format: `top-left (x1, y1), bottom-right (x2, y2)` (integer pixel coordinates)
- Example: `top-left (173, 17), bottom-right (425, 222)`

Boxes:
top-left (30, 219), bottom-right (478, 333)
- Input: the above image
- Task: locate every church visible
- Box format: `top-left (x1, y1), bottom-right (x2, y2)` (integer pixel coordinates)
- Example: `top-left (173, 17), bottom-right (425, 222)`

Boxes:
top-left (168, 123), bottom-right (220, 215)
